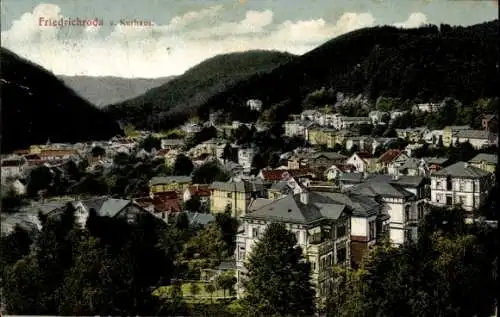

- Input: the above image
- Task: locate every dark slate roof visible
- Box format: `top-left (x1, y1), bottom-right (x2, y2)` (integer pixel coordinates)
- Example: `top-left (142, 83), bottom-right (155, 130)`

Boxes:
top-left (468, 153), bottom-right (497, 165)
top-left (185, 211), bottom-right (215, 226)
top-left (348, 182), bottom-right (414, 199)
top-left (150, 176), bottom-right (192, 186)
top-left (308, 152), bottom-right (346, 161)
top-left (364, 174), bottom-right (426, 187)
top-left (244, 191), bottom-right (377, 224)
top-left (338, 172), bottom-right (364, 183)
top-left (210, 180), bottom-right (264, 193)
top-left (433, 161), bottom-right (491, 178)
top-left (422, 157), bottom-right (449, 165)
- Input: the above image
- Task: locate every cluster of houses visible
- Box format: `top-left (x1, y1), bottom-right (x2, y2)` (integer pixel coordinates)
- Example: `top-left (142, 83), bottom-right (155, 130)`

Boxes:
top-left (284, 108), bottom-right (498, 152)
top-left (1, 98), bottom-right (498, 302)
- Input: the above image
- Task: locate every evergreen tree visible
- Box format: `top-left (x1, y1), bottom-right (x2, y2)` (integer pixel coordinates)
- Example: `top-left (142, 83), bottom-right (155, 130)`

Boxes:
top-left (173, 154), bottom-right (194, 176)
top-left (242, 223), bottom-right (315, 316)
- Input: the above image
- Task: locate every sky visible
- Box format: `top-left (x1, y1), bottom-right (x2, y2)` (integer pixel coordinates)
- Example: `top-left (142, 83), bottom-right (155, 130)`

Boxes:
top-left (1, 0), bottom-right (497, 78)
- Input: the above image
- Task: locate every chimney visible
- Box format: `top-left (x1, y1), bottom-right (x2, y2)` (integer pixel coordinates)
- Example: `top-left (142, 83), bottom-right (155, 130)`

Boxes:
top-left (300, 191), bottom-right (309, 205)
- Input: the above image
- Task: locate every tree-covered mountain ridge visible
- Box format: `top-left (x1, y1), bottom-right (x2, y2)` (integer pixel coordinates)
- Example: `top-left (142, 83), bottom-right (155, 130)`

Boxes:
top-left (1, 47), bottom-right (123, 153)
top-left (106, 50), bottom-right (296, 130)
top-left (109, 19), bottom-right (498, 130)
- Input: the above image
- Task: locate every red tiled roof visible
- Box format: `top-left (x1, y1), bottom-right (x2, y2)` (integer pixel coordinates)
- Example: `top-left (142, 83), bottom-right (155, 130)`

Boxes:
top-left (260, 168), bottom-right (313, 181)
top-left (39, 149), bottom-right (79, 157)
top-left (356, 152), bottom-right (372, 159)
top-left (135, 191), bottom-right (183, 214)
top-left (155, 149), bottom-right (170, 156)
top-left (25, 154), bottom-right (41, 160)
top-left (13, 149), bottom-right (29, 155)
top-left (1, 159), bottom-right (23, 167)
top-left (187, 185), bottom-right (211, 197)
top-left (378, 149), bottom-right (402, 164)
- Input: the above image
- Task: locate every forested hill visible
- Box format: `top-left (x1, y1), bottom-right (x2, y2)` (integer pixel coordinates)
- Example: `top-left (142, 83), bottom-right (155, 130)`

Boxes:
top-left (0, 48), bottom-right (123, 153)
top-left (106, 50), bottom-right (296, 130)
top-left (109, 19), bottom-right (498, 130)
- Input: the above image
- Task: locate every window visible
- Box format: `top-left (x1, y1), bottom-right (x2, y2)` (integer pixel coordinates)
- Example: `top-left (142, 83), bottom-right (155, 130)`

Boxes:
top-left (295, 231), bottom-right (301, 244)
top-left (405, 206), bottom-right (411, 222)
top-left (337, 247), bottom-right (347, 263)
top-left (436, 181), bottom-right (441, 189)
top-left (227, 192), bottom-right (232, 198)
top-left (446, 176), bottom-right (452, 191)
top-left (336, 224), bottom-right (346, 238)
top-left (252, 227), bottom-right (259, 238)
top-left (404, 229), bottom-right (412, 243)
top-left (418, 204), bottom-right (424, 219)
top-left (436, 194), bottom-right (443, 202)
top-left (457, 195), bottom-right (466, 205)
top-left (369, 221), bottom-right (376, 240)
top-left (458, 181), bottom-right (465, 192)
top-left (238, 247), bottom-right (245, 260)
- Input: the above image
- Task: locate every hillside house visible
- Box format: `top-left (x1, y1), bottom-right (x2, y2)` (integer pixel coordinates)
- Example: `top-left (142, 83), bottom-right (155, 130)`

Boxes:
top-left (301, 110), bottom-right (322, 122)
top-left (368, 111), bottom-right (388, 125)
top-left (306, 126), bottom-right (337, 148)
top-left (209, 180), bottom-right (266, 217)
top-left (284, 120), bottom-right (314, 139)
top-left (442, 125), bottom-right (471, 147)
top-left (422, 157), bottom-right (449, 173)
top-left (324, 164), bottom-right (356, 182)
top-left (451, 129), bottom-right (497, 149)
top-left (161, 139), bottom-right (185, 150)
top-left (482, 114), bottom-right (498, 132)
top-left (247, 99), bottom-right (263, 112)
top-left (468, 153), bottom-right (497, 174)
top-left (377, 150), bottom-right (409, 175)
top-left (149, 176), bottom-right (193, 195)
top-left (334, 117), bottom-right (371, 130)
top-left (135, 192), bottom-right (183, 220)
top-left (430, 161), bottom-right (494, 212)
top-left (345, 152), bottom-right (376, 173)
top-left (237, 147), bottom-right (256, 170)
top-left (183, 184), bottom-right (212, 207)
top-left (1, 157), bottom-right (27, 181)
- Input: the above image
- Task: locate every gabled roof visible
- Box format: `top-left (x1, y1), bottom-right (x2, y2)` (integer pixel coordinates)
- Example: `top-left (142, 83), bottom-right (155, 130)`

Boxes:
top-left (468, 153), bottom-right (497, 165)
top-left (185, 211), bottom-right (215, 226)
top-left (378, 149), bottom-right (403, 164)
top-left (210, 180), bottom-right (264, 193)
top-left (243, 193), bottom-right (345, 225)
top-left (433, 161), bottom-right (491, 178)
top-left (150, 176), bottom-right (192, 186)
top-left (422, 157), bottom-right (449, 165)
top-left (244, 191), bottom-right (378, 224)
top-left (453, 129), bottom-right (492, 140)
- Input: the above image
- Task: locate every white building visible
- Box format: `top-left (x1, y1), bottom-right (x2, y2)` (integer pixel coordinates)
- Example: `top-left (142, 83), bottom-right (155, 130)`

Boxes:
top-left (300, 110), bottom-right (322, 122)
top-left (430, 161), bottom-right (494, 212)
top-left (247, 99), bottom-right (263, 112)
top-left (238, 147), bottom-right (256, 170)
top-left (334, 117), bottom-right (371, 130)
top-left (1, 157), bottom-right (27, 182)
top-left (236, 190), bottom-right (354, 299)
top-left (347, 174), bottom-right (429, 246)
top-left (451, 130), bottom-right (498, 149)
top-left (284, 120), bottom-right (314, 139)
top-left (368, 111), bottom-right (388, 126)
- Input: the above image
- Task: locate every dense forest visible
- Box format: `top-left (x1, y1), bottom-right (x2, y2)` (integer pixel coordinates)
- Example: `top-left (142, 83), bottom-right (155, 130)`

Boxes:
top-left (0, 48), bottom-right (123, 153)
top-left (106, 50), bottom-right (295, 130)
top-left (108, 20), bottom-right (498, 130)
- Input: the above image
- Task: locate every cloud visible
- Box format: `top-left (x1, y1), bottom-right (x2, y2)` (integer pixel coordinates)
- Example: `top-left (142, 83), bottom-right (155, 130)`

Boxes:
top-left (1, 3), bottom-right (408, 78)
top-left (394, 12), bottom-right (428, 28)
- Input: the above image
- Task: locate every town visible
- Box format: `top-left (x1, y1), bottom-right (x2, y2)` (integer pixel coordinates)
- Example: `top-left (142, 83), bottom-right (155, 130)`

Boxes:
top-left (1, 95), bottom-right (498, 314)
